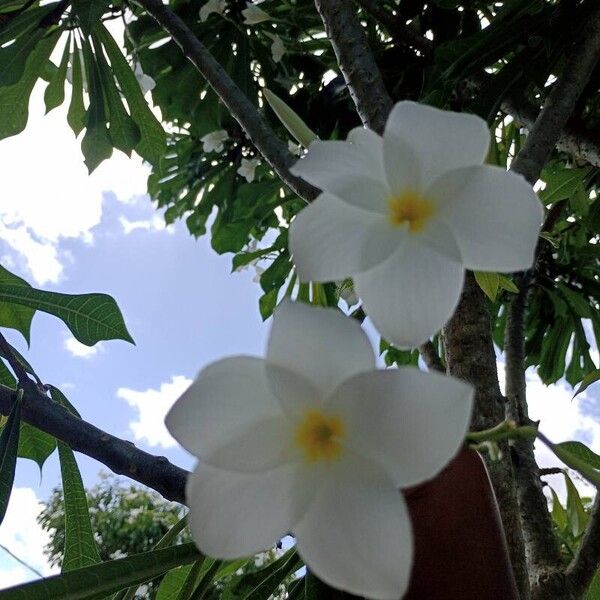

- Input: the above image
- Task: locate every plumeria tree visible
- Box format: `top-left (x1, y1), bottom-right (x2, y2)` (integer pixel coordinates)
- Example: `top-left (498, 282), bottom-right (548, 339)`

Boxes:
top-left (0, 1), bottom-right (599, 599)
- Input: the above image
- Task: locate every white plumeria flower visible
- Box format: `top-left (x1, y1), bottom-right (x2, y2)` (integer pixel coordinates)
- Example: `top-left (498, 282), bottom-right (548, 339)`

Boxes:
top-left (166, 301), bottom-right (473, 599)
top-left (237, 157), bottom-right (261, 182)
top-left (265, 32), bottom-right (285, 63)
top-left (133, 62), bottom-right (156, 94)
top-left (289, 101), bottom-right (543, 348)
top-left (242, 2), bottom-right (271, 24)
top-left (199, 0), bottom-right (226, 22)
top-left (200, 129), bottom-right (228, 153)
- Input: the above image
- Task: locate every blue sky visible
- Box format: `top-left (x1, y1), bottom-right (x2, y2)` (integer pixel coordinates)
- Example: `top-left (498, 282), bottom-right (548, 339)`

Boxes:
top-left (1, 37), bottom-right (599, 591)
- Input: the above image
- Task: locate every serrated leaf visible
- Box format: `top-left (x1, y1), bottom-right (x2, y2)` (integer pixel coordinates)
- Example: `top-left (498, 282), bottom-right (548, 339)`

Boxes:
top-left (263, 88), bottom-right (318, 148)
top-left (573, 369), bottom-right (600, 399)
top-left (474, 270), bottom-right (500, 301)
top-left (72, 0), bottom-right (111, 34)
top-left (91, 33), bottom-right (140, 156)
top-left (0, 284), bottom-right (134, 346)
top-left (17, 422), bottom-right (56, 472)
top-left (0, 391), bottom-right (21, 526)
top-left (0, 29), bottom-right (59, 140)
top-left (44, 35), bottom-right (71, 113)
top-left (0, 543), bottom-right (201, 600)
top-left (67, 42), bottom-right (86, 136)
top-left (80, 36), bottom-right (112, 172)
top-left (0, 264), bottom-right (34, 343)
top-left (96, 24), bottom-right (166, 165)
top-left (58, 441), bottom-right (101, 571)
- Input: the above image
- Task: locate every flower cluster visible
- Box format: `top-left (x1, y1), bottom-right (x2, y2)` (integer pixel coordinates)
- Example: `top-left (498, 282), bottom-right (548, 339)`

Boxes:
top-left (166, 101), bottom-right (542, 598)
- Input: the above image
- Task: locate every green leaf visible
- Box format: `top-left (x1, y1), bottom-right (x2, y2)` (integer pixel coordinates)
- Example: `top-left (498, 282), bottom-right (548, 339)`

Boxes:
top-left (498, 274), bottom-right (518, 294)
top-left (565, 472), bottom-right (588, 537)
top-left (96, 24), bottom-right (166, 165)
top-left (44, 35), bottom-right (71, 113)
top-left (540, 165), bottom-right (590, 203)
top-left (263, 88), bottom-right (318, 147)
top-left (259, 288), bottom-right (278, 320)
top-left (574, 370), bottom-right (600, 399)
top-left (155, 565), bottom-right (194, 600)
top-left (17, 422), bottom-right (56, 472)
top-left (0, 543), bottom-right (201, 600)
top-left (0, 26), bottom-right (45, 87)
top-left (72, 0), bottom-right (111, 34)
top-left (92, 32), bottom-right (141, 156)
top-left (0, 284), bottom-right (134, 346)
top-left (0, 264), bottom-right (35, 343)
top-left (80, 36), bottom-right (113, 173)
top-left (0, 391), bottom-right (22, 525)
top-left (555, 441), bottom-right (600, 470)
top-left (48, 385), bottom-right (81, 418)
top-left (474, 270), bottom-right (500, 301)
top-left (549, 486), bottom-right (567, 531)
top-left (0, 29), bottom-right (59, 140)
top-left (0, 359), bottom-right (16, 388)
top-left (58, 441), bottom-right (102, 571)
top-left (585, 566), bottom-right (600, 600)
top-left (67, 42), bottom-right (86, 136)
top-left (0, 4), bottom-right (59, 47)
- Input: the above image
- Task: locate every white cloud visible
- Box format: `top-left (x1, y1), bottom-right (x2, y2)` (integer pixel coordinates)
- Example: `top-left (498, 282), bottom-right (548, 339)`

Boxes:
top-left (117, 375), bottom-right (192, 448)
top-left (0, 487), bottom-right (58, 590)
top-left (64, 335), bottom-right (104, 359)
top-left (119, 214), bottom-right (173, 235)
top-left (0, 70), bottom-right (150, 284)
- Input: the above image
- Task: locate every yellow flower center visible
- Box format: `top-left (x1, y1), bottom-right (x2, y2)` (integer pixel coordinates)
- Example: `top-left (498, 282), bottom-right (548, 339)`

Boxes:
top-left (295, 409), bottom-right (345, 463)
top-left (388, 189), bottom-right (436, 232)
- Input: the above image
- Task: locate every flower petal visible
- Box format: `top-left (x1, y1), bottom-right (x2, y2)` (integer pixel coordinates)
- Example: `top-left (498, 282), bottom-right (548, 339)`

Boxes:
top-left (187, 462), bottom-right (306, 558)
top-left (294, 455), bottom-right (413, 600)
top-left (289, 193), bottom-right (386, 282)
top-left (354, 226), bottom-right (464, 348)
top-left (290, 138), bottom-right (390, 213)
top-left (384, 101), bottom-right (490, 188)
top-left (328, 368), bottom-right (473, 487)
top-left (165, 356), bottom-right (293, 471)
top-left (267, 302), bottom-right (375, 398)
top-left (428, 165), bottom-right (543, 271)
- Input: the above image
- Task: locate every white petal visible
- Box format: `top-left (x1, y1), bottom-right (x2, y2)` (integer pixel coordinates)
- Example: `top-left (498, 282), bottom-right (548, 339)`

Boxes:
top-left (347, 126), bottom-right (386, 179)
top-left (294, 455), bottom-right (413, 600)
top-left (267, 302), bottom-right (375, 398)
top-left (354, 228), bottom-right (464, 348)
top-left (428, 165), bottom-right (543, 271)
top-left (265, 362), bottom-right (321, 421)
top-left (382, 128), bottom-right (422, 195)
top-left (165, 356), bottom-right (293, 470)
top-left (187, 462), bottom-right (306, 558)
top-left (384, 101), bottom-right (490, 187)
top-left (290, 139), bottom-right (390, 214)
top-left (289, 193), bottom-right (389, 282)
top-left (328, 368), bottom-right (473, 487)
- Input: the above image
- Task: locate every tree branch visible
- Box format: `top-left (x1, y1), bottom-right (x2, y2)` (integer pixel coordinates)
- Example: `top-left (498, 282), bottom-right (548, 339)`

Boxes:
top-left (504, 5), bottom-right (600, 586)
top-left (0, 384), bottom-right (188, 505)
top-left (442, 273), bottom-right (530, 599)
top-left (132, 0), bottom-right (318, 202)
top-left (313, 0), bottom-right (393, 133)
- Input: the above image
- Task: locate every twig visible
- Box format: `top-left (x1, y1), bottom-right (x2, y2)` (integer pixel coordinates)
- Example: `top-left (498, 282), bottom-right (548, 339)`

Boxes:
top-left (0, 542), bottom-right (44, 578)
top-left (353, 0), bottom-right (433, 55)
top-left (504, 4), bottom-right (600, 582)
top-left (132, 0), bottom-right (318, 202)
top-left (0, 384), bottom-right (188, 505)
top-left (313, 0), bottom-right (393, 133)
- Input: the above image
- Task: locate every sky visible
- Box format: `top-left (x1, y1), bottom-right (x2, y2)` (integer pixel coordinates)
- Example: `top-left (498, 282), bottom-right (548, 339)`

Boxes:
top-left (0, 37), bottom-right (600, 593)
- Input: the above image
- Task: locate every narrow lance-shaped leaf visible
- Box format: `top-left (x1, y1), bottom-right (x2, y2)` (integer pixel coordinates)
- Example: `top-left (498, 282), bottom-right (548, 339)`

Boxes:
top-left (96, 24), bottom-right (166, 165)
top-left (0, 3), bottom-right (59, 47)
top-left (0, 390), bottom-right (22, 526)
top-left (0, 29), bottom-right (60, 140)
top-left (263, 88), bottom-right (318, 148)
top-left (0, 543), bottom-right (201, 600)
top-left (67, 40), bottom-right (86, 136)
top-left (44, 34), bottom-right (71, 113)
top-left (91, 32), bottom-right (141, 156)
top-left (0, 26), bottom-right (45, 87)
top-left (58, 441), bottom-right (102, 571)
top-left (0, 284), bottom-right (134, 346)
top-left (80, 35), bottom-right (113, 173)
top-left (72, 0), bottom-right (111, 34)
top-left (574, 369), bottom-right (600, 399)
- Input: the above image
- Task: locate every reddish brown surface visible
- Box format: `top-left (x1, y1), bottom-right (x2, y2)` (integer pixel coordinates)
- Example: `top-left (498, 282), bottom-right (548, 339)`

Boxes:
top-left (403, 447), bottom-right (519, 599)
